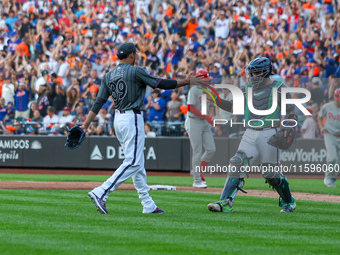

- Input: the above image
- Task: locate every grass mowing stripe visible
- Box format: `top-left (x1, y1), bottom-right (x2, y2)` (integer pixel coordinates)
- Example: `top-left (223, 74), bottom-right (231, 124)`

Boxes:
top-left (1, 173), bottom-right (340, 195)
top-left (0, 190), bottom-right (339, 255)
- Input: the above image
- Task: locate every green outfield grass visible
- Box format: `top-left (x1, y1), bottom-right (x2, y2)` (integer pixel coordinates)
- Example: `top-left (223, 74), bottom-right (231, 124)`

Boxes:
top-left (0, 189), bottom-right (339, 255)
top-left (0, 173), bottom-right (339, 195)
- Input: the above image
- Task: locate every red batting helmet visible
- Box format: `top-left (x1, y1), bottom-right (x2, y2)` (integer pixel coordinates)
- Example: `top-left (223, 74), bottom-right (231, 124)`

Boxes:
top-left (334, 89), bottom-right (340, 102)
top-left (196, 69), bottom-right (212, 81)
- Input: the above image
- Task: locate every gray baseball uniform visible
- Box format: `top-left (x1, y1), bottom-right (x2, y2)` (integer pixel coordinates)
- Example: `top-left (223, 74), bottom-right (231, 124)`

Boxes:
top-left (185, 86), bottom-right (216, 181)
top-left (91, 63), bottom-right (162, 213)
top-left (319, 102), bottom-right (340, 179)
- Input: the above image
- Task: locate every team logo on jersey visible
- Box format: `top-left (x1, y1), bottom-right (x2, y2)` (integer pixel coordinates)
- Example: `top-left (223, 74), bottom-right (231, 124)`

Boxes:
top-left (109, 80), bottom-right (127, 105)
top-left (254, 91), bottom-right (265, 97)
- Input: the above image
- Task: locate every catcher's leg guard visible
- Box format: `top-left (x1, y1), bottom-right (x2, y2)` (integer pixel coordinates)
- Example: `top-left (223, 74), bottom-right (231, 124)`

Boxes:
top-left (220, 177), bottom-right (245, 201)
top-left (262, 164), bottom-right (292, 204)
top-left (220, 151), bottom-right (250, 201)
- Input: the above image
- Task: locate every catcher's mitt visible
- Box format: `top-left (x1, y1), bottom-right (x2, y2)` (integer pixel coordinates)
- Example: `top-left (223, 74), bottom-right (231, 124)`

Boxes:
top-left (267, 127), bottom-right (295, 150)
top-left (64, 126), bottom-right (85, 150)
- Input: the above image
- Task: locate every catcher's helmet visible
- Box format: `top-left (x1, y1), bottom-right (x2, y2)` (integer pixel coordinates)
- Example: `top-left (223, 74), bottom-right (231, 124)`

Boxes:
top-left (196, 69), bottom-right (212, 81)
top-left (245, 57), bottom-right (272, 88)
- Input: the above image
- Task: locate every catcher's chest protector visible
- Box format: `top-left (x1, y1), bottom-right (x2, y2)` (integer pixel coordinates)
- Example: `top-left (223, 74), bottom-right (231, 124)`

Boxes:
top-left (245, 81), bottom-right (282, 128)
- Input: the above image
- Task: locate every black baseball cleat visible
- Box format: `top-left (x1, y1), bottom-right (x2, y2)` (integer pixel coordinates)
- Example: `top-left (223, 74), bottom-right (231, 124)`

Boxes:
top-left (152, 207), bottom-right (164, 214)
top-left (88, 191), bottom-right (108, 214)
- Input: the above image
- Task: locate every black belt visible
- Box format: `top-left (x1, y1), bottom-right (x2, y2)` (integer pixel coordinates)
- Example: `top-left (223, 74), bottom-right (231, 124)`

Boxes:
top-left (119, 109), bottom-right (141, 114)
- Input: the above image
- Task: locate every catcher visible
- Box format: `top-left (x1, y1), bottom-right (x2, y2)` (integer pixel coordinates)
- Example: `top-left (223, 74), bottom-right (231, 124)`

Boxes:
top-left (207, 57), bottom-right (297, 213)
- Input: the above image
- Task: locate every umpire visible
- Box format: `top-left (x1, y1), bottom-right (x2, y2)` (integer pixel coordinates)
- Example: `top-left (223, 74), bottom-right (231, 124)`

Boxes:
top-left (83, 43), bottom-right (204, 214)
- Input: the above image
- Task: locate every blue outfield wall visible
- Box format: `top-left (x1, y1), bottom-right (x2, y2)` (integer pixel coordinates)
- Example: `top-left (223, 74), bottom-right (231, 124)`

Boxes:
top-left (0, 136), bottom-right (327, 174)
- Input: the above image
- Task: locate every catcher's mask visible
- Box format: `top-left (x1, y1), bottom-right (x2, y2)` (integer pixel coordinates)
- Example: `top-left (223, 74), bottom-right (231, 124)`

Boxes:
top-left (245, 57), bottom-right (272, 89)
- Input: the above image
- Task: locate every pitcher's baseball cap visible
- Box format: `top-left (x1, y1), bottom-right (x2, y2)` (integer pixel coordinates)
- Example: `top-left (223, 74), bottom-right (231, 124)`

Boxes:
top-left (334, 88), bottom-right (340, 101)
top-left (117, 42), bottom-right (137, 55)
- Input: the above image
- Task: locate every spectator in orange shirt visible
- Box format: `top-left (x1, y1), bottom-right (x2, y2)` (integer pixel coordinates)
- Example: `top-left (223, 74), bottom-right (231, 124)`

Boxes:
top-left (302, 0), bottom-right (315, 10)
top-left (16, 37), bottom-right (30, 58)
top-left (185, 16), bottom-right (198, 37)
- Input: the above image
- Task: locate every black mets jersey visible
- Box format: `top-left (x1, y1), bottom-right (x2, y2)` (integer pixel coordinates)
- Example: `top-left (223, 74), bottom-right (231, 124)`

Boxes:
top-left (97, 63), bottom-right (162, 111)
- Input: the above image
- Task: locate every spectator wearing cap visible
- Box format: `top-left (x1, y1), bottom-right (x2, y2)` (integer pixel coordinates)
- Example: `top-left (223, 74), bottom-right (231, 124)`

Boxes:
top-left (84, 85), bottom-right (98, 110)
top-left (31, 80), bottom-right (53, 117)
top-left (33, 70), bottom-right (49, 99)
top-left (4, 103), bottom-right (15, 125)
top-left (91, 55), bottom-right (104, 76)
top-left (59, 107), bottom-right (75, 128)
top-left (278, 14), bottom-right (289, 33)
top-left (26, 125), bottom-right (36, 135)
top-left (14, 80), bottom-right (30, 119)
top-left (49, 125), bottom-right (62, 136)
top-left (0, 97), bottom-right (6, 122)
top-left (189, 33), bottom-right (200, 52)
top-left (266, 8), bottom-right (277, 27)
top-left (301, 107), bottom-right (316, 139)
top-left (2, 76), bottom-right (15, 105)
top-left (210, 63), bottom-right (222, 84)
top-left (91, 14), bottom-right (104, 31)
top-left (43, 106), bottom-right (59, 128)
top-left (264, 41), bottom-right (275, 58)
top-left (146, 89), bottom-right (166, 135)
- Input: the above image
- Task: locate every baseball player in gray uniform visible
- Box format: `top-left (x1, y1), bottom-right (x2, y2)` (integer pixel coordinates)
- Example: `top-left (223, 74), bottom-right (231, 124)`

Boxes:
top-left (83, 43), bottom-right (205, 214)
top-left (185, 69), bottom-right (216, 188)
top-left (318, 88), bottom-right (340, 188)
top-left (207, 57), bottom-right (297, 213)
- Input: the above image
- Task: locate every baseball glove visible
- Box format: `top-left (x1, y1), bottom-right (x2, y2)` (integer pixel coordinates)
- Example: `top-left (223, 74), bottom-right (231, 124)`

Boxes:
top-left (64, 126), bottom-right (85, 150)
top-left (267, 127), bottom-right (295, 150)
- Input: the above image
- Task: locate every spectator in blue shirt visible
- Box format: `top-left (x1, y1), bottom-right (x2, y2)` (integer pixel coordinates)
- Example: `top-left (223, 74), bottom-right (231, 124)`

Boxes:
top-left (188, 33), bottom-right (200, 52)
top-left (14, 81), bottom-right (30, 119)
top-left (210, 63), bottom-right (222, 84)
top-left (5, 11), bottom-right (18, 30)
top-left (0, 97), bottom-right (6, 122)
top-left (146, 89), bottom-right (166, 135)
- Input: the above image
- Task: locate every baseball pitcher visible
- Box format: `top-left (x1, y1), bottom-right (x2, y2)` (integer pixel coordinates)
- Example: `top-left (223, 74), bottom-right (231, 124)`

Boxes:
top-left (81, 43), bottom-right (206, 214)
top-left (207, 57), bottom-right (297, 213)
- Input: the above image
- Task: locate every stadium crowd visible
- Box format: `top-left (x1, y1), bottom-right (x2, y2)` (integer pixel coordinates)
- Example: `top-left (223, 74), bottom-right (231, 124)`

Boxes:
top-left (0, 0), bottom-right (339, 138)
